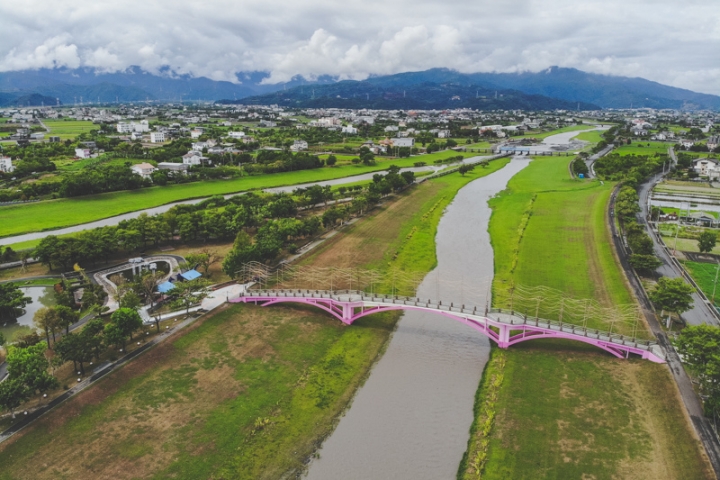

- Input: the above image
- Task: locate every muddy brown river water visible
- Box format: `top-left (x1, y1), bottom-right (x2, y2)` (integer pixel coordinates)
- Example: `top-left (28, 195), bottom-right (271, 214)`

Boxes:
top-left (305, 156), bottom-right (530, 479)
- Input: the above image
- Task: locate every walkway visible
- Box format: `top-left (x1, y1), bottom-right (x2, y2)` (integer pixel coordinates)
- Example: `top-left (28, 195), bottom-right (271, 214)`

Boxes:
top-left (231, 289), bottom-right (665, 362)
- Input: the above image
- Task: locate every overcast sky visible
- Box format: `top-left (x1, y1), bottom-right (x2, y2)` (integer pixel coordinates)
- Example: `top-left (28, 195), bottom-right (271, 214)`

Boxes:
top-left (1, 0), bottom-right (718, 94)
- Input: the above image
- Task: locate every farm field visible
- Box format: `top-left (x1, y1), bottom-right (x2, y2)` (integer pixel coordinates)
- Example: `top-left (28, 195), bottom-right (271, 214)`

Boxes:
top-left (614, 141), bottom-right (670, 156)
top-left (42, 119), bottom-right (95, 140)
top-left (0, 151), bottom-right (494, 239)
top-left (572, 130), bottom-right (604, 143)
top-left (0, 159), bottom-right (512, 479)
top-left (460, 154), bottom-right (712, 479)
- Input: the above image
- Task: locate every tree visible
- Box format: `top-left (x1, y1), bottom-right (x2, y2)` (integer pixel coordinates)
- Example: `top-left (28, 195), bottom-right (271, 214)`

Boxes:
top-left (134, 271), bottom-right (165, 307)
top-left (111, 308), bottom-right (144, 343)
top-left (674, 325), bottom-right (720, 420)
top-left (0, 378), bottom-right (28, 418)
top-left (104, 323), bottom-right (127, 351)
top-left (628, 254), bottom-right (662, 274)
top-left (34, 307), bottom-right (60, 345)
top-left (171, 279), bottom-right (210, 314)
top-left (0, 282), bottom-right (32, 323)
top-left (55, 305), bottom-right (79, 335)
top-left (649, 277), bottom-right (694, 317)
top-left (186, 250), bottom-right (221, 276)
top-left (6, 342), bottom-right (58, 397)
top-left (326, 155), bottom-right (337, 166)
top-left (698, 230), bottom-right (717, 254)
top-left (54, 332), bottom-right (99, 376)
top-left (119, 290), bottom-right (142, 310)
top-left (458, 164), bottom-right (474, 176)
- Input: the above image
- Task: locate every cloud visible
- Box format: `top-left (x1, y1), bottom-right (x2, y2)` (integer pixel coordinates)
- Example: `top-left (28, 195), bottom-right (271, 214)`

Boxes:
top-left (0, 0), bottom-right (718, 94)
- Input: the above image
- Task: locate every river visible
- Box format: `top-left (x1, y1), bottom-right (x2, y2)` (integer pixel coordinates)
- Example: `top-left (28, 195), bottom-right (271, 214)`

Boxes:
top-left (305, 156), bottom-right (530, 479)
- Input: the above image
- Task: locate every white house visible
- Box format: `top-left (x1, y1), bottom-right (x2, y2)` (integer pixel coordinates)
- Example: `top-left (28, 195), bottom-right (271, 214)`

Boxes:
top-left (693, 158), bottom-right (720, 179)
top-left (117, 122), bottom-right (133, 133)
top-left (0, 156), bottom-right (13, 173)
top-left (182, 151), bottom-right (209, 166)
top-left (290, 140), bottom-right (309, 152)
top-left (150, 132), bottom-right (166, 143)
top-left (390, 138), bottom-right (415, 148)
top-left (681, 139), bottom-right (695, 149)
top-left (341, 125), bottom-right (358, 135)
top-left (437, 130), bottom-right (451, 138)
top-left (384, 125), bottom-right (399, 132)
top-left (134, 120), bottom-right (150, 133)
top-left (75, 148), bottom-right (91, 159)
top-left (190, 128), bottom-right (204, 139)
top-left (131, 162), bottom-right (157, 179)
top-left (228, 131), bottom-right (245, 139)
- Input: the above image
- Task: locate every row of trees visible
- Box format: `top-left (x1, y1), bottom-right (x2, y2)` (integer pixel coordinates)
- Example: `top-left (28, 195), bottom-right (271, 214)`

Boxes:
top-left (0, 308), bottom-right (145, 416)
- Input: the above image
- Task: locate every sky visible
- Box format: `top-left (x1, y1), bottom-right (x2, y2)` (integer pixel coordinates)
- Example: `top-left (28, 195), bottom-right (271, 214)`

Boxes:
top-left (1, 0), bottom-right (719, 94)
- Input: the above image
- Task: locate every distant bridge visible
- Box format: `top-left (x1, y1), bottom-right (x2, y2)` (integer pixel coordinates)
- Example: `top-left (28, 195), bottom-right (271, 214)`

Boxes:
top-left (231, 289), bottom-right (665, 363)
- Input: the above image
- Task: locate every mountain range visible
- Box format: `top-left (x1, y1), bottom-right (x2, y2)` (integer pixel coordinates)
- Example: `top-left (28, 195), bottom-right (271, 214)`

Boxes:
top-left (0, 66), bottom-right (718, 111)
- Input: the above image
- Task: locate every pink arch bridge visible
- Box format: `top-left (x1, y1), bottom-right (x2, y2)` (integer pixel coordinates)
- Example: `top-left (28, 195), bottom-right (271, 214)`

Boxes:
top-left (231, 289), bottom-right (665, 363)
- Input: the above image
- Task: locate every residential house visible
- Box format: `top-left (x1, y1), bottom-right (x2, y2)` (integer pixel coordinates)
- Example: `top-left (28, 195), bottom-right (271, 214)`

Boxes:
top-left (150, 132), bottom-right (166, 143)
top-left (190, 128), bottom-right (204, 139)
top-left (681, 139), bottom-right (695, 149)
top-left (692, 158), bottom-right (720, 179)
top-left (228, 131), bottom-right (245, 139)
top-left (437, 130), bottom-right (451, 138)
top-left (182, 151), bottom-right (210, 166)
top-left (131, 162), bottom-right (157, 179)
top-left (341, 125), bottom-right (358, 135)
top-left (290, 140), bottom-right (309, 152)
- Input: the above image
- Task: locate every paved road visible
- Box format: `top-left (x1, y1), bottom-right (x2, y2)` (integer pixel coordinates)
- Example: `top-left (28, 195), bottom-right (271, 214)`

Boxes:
top-left (586, 144), bottom-right (614, 178)
top-left (609, 186), bottom-right (720, 478)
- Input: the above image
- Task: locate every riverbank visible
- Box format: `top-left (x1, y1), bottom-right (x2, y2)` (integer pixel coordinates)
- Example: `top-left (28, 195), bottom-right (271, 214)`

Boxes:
top-left (460, 156), bottom-right (713, 478)
top-left (0, 159), bottom-right (512, 479)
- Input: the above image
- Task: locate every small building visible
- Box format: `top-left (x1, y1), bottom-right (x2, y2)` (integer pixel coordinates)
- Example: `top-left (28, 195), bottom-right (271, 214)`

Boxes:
top-left (130, 162), bottom-right (157, 179)
top-left (179, 269), bottom-right (202, 281)
top-left (48, 136), bottom-right (60, 142)
top-left (150, 131), bottom-right (166, 143)
top-left (390, 138), bottom-right (415, 148)
top-left (290, 140), bottom-right (308, 152)
top-left (228, 131), bottom-right (245, 139)
top-left (29, 132), bottom-right (44, 140)
top-left (0, 156), bottom-right (14, 173)
top-left (75, 148), bottom-right (91, 159)
top-left (341, 125), bottom-right (358, 135)
top-left (190, 128), bottom-right (204, 139)
top-left (182, 151), bottom-right (210, 166)
top-left (708, 135), bottom-right (719, 152)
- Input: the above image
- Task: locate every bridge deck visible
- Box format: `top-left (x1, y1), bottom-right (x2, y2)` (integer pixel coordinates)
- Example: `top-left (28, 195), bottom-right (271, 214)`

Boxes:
top-left (233, 289), bottom-right (665, 362)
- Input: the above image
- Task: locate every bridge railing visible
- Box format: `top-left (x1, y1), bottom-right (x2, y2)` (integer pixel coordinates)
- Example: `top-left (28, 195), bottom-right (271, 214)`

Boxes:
top-left (241, 289), bottom-right (659, 351)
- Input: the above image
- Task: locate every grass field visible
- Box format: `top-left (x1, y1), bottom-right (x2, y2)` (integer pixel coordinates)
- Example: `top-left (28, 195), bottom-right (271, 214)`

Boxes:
top-left (459, 345), bottom-right (713, 480)
top-left (512, 124), bottom-right (594, 141)
top-left (0, 150), bottom-right (496, 239)
top-left (0, 160), bottom-right (512, 478)
top-left (460, 154), bottom-right (712, 479)
top-left (663, 236), bottom-right (720, 255)
top-left (42, 120), bottom-right (96, 140)
top-left (488, 156), bottom-right (633, 323)
top-left (572, 130), bottom-right (604, 143)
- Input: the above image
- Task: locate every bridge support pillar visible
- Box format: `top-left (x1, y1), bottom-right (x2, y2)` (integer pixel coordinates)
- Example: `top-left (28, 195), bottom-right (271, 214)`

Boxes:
top-left (340, 303), bottom-right (354, 325)
top-left (497, 324), bottom-right (511, 348)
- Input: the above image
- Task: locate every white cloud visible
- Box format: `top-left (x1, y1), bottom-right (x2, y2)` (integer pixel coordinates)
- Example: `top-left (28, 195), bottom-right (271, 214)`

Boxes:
top-left (0, 0), bottom-right (718, 94)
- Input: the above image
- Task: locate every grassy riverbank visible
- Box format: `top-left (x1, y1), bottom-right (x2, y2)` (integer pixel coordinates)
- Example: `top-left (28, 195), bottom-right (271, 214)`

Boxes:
top-left (460, 155), bottom-right (713, 479)
top-left (0, 159), bottom-right (511, 478)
